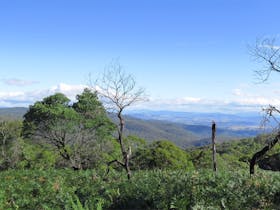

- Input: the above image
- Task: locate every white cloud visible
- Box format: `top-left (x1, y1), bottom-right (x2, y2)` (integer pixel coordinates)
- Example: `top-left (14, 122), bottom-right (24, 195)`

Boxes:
top-left (232, 88), bottom-right (242, 96)
top-left (131, 90), bottom-right (280, 113)
top-left (182, 97), bottom-right (201, 103)
top-left (261, 44), bottom-right (280, 50)
top-left (49, 83), bottom-right (87, 100)
top-left (0, 91), bottom-right (25, 98)
top-left (0, 83), bottom-right (87, 107)
top-left (2, 78), bottom-right (39, 86)
top-left (235, 97), bottom-right (280, 106)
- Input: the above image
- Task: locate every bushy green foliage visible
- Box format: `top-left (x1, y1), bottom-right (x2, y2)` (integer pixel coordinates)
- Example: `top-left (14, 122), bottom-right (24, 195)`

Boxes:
top-left (0, 170), bottom-right (72, 209)
top-left (189, 146), bottom-right (249, 171)
top-left (0, 169), bottom-right (108, 209)
top-left (0, 119), bottom-right (23, 170)
top-left (0, 169), bottom-right (279, 209)
top-left (68, 195), bottom-right (104, 210)
top-left (73, 88), bottom-right (115, 134)
top-left (17, 140), bottom-right (58, 169)
top-left (22, 89), bottom-right (115, 169)
top-left (132, 140), bottom-right (194, 170)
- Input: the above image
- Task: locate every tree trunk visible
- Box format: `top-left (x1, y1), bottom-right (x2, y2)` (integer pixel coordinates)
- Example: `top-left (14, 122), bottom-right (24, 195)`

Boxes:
top-left (250, 132), bottom-right (280, 175)
top-left (125, 146), bottom-right (132, 179)
top-left (0, 128), bottom-right (7, 159)
top-left (117, 110), bottom-right (131, 180)
top-left (212, 121), bottom-right (217, 172)
top-left (1, 137), bottom-right (6, 158)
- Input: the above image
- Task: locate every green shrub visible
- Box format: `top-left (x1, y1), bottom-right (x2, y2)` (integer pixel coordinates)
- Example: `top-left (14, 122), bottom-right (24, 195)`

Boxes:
top-left (0, 169), bottom-right (279, 209)
top-left (131, 140), bottom-right (194, 171)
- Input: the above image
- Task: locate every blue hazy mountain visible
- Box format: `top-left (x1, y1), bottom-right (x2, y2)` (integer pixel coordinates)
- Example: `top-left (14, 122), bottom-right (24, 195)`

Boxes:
top-left (0, 107), bottom-right (28, 119)
top-left (126, 110), bottom-right (263, 129)
top-left (123, 115), bottom-right (262, 147)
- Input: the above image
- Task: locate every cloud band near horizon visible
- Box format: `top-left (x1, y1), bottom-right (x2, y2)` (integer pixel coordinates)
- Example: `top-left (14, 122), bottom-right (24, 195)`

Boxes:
top-left (0, 83), bottom-right (279, 113)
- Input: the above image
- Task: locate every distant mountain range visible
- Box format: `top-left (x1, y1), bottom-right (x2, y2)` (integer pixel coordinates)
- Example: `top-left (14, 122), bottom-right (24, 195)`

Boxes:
top-left (0, 107), bottom-right (28, 119)
top-left (123, 117), bottom-right (261, 147)
top-left (126, 110), bottom-right (264, 129)
top-left (124, 110), bottom-right (267, 147)
top-left (0, 107), bottom-right (265, 148)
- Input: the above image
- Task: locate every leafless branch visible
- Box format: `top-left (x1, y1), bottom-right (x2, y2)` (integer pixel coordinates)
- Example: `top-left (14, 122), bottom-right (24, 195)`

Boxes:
top-left (260, 105), bottom-right (280, 131)
top-left (250, 37), bottom-right (280, 82)
top-left (92, 60), bottom-right (148, 112)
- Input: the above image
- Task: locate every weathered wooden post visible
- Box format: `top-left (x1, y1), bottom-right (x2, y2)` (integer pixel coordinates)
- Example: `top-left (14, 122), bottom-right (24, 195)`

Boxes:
top-left (212, 121), bottom-right (217, 172)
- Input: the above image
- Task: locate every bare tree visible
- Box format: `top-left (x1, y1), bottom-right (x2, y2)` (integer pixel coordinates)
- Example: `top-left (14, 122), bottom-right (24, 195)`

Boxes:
top-left (250, 37), bottom-right (280, 174)
top-left (94, 61), bottom-right (147, 179)
top-left (251, 38), bottom-right (280, 82)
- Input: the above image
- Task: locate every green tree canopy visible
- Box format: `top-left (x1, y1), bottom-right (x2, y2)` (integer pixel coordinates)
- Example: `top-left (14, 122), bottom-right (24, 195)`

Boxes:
top-left (23, 89), bottom-right (115, 169)
top-left (132, 140), bottom-right (194, 170)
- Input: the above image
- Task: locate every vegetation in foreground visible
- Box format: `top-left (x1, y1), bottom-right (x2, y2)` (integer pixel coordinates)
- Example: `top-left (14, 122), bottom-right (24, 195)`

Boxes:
top-left (0, 169), bottom-right (279, 210)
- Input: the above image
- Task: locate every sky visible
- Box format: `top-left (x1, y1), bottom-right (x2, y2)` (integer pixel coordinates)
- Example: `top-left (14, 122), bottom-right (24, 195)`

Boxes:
top-left (0, 0), bottom-right (280, 113)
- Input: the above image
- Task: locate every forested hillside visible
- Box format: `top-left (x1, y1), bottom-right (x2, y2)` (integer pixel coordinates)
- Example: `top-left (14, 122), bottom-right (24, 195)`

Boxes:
top-left (0, 107), bottom-right (28, 119)
top-left (0, 92), bottom-right (279, 209)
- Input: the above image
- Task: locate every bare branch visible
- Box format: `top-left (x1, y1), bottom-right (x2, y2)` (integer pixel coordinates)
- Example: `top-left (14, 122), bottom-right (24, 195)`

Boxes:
top-left (92, 60), bottom-right (148, 113)
top-left (250, 37), bottom-right (280, 82)
top-left (260, 105), bottom-right (280, 131)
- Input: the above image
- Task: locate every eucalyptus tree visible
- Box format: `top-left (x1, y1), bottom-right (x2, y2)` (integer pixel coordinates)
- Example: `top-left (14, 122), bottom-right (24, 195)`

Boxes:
top-left (23, 89), bottom-right (114, 169)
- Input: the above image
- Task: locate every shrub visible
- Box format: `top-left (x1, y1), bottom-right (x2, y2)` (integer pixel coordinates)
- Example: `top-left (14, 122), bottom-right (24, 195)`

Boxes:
top-left (131, 140), bottom-right (194, 171)
top-left (0, 169), bottom-right (279, 209)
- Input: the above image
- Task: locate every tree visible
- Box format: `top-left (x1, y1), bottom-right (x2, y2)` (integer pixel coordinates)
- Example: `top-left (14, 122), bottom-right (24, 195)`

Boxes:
top-left (94, 61), bottom-right (147, 179)
top-left (0, 119), bottom-right (22, 149)
top-left (0, 119), bottom-right (22, 170)
top-left (23, 89), bottom-right (115, 169)
top-left (131, 140), bottom-right (194, 170)
top-left (250, 37), bottom-right (280, 174)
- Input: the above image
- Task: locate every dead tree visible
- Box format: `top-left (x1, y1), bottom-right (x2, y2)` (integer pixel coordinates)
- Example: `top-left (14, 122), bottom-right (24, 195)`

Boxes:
top-left (212, 121), bottom-right (217, 172)
top-left (94, 61), bottom-right (147, 180)
top-left (250, 132), bottom-right (280, 175)
top-left (249, 37), bottom-right (280, 174)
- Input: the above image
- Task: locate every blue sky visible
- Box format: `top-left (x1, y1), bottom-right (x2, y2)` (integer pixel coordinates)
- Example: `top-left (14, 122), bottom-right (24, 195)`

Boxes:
top-left (0, 0), bottom-right (280, 112)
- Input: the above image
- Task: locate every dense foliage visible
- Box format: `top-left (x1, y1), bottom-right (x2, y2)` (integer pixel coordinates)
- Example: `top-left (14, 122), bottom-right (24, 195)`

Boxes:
top-left (0, 169), bottom-right (279, 209)
top-left (22, 89), bottom-right (115, 169)
top-left (131, 140), bottom-right (194, 170)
